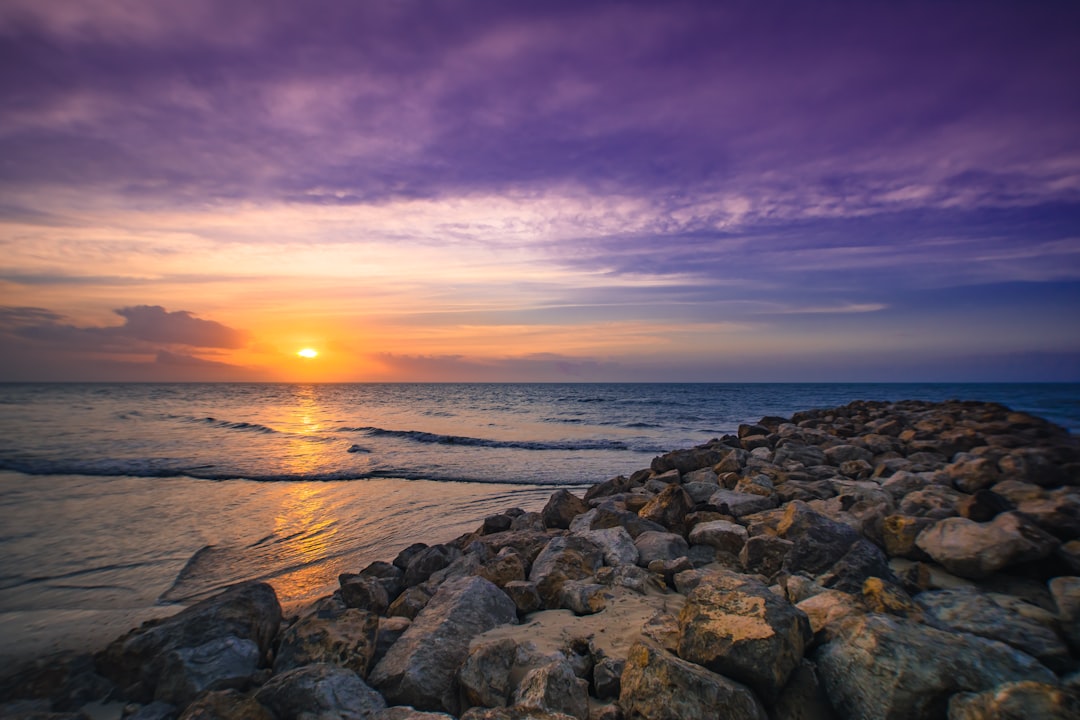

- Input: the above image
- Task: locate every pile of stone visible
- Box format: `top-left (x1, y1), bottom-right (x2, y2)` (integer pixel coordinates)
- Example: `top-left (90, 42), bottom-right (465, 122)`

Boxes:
top-left (3, 400), bottom-right (1079, 720)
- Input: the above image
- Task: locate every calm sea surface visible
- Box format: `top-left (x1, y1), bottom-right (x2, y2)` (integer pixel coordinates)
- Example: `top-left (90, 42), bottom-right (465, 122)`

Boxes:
top-left (1, 382), bottom-right (1077, 658)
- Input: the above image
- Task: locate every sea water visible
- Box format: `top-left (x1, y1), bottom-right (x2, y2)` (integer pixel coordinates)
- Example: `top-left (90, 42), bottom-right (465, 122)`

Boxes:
top-left (0, 382), bottom-right (1077, 659)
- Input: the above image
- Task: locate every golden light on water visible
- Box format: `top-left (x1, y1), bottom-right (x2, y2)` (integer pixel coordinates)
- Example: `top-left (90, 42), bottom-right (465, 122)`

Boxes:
top-left (297, 348), bottom-right (319, 358)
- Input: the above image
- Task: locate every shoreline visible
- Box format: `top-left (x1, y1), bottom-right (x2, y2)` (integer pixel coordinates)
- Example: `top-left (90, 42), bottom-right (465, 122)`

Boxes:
top-left (2, 398), bottom-right (1079, 719)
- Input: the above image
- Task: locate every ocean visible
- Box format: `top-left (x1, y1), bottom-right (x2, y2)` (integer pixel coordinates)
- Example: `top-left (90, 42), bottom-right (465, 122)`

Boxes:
top-left (1, 382), bottom-right (1077, 660)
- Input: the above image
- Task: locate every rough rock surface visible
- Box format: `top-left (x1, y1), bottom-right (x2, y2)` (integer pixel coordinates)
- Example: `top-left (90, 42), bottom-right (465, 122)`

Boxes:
top-left (254, 663), bottom-right (386, 720)
top-left (273, 607), bottom-right (380, 677)
top-left (915, 511), bottom-right (1060, 578)
top-left (512, 660), bottom-right (588, 720)
top-left (948, 680), bottom-right (1080, 720)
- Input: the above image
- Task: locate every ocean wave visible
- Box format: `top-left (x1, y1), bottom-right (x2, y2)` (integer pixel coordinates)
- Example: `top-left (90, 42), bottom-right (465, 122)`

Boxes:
top-left (336, 426), bottom-right (636, 452)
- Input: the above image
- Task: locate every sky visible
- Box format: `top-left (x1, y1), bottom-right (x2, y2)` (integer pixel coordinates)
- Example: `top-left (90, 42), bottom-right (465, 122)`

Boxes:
top-left (1, 0), bottom-right (1079, 383)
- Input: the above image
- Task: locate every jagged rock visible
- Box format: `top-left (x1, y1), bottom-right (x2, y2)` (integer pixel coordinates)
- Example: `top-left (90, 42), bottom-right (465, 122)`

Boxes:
top-left (708, 489), bottom-right (777, 517)
top-left (594, 565), bottom-right (659, 594)
top-left (916, 588), bottom-right (1071, 672)
top-left (512, 512), bottom-right (547, 532)
top-left (177, 689), bottom-right (271, 720)
top-left (815, 614), bottom-right (1057, 720)
top-left (542, 491), bottom-right (589, 530)
top-left (899, 485), bottom-right (964, 519)
top-left (861, 578), bottom-right (923, 620)
top-left (388, 587), bottom-right (432, 620)
top-left (460, 708), bottom-right (578, 719)
top-left (570, 507), bottom-right (666, 539)
top-left (503, 581), bottom-right (543, 614)
top-left (478, 530), bottom-right (556, 567)
top-left (273, 607), bottom-right (379, 677)
top-left (153, 636), bottom-right (260, 706)
top-left (254, 663), bottom-right (385, 719)
top-left (375, 617), bottom-right (411, 667)
top-left (881, 514), bottom-right (934, 559)
top-left (584, 475), bottom-right (633, 503)
top-left (374, 708), bottom-right (456, 719)
top-left (645, 469), bottom-right (681, 493)
top-left (1015, 492), bottom-right (1080, 539)
top-left (513, 660), bottom-right (588, 720)
top-left (479, 549), bottom-right (528, 588)
top-left (957, 490), bottom-right (1014, 522)
top-left (948, 680), bottom-right (1080, 720)
top-left (739, 535), bottom-right (793, 578)
top-left (677, 570), bottom-right (812, 697)
top-left (648, 556), bottom-right (694, 587)
top-left (734, 474), bottom-right (775, 498)
top-left (0, 652), bottom-right (112, 712)
top-left (459, 639), bottom-right (518, 709)
top-left (1049, 576), bottom-right (1080, 651)
top-left (682, 482), bottom-right (722, 503)
top-left (796, 590), bottom-right (865, 642)
top-left (684, 468), bottom-right (719, 485)
top-left (96, 582), bottom-right (281, 703)
top-left (529, 536), bottom-right (604, 608)
top-left (769, 660), bottom-right (838, 720)
top-left (641, 612), bottom-right (681, 653)
top-left (990, 480), bottom-right (1047, 505)
top-left (999, 448), bottom-right (1068, 488)
top-left (619, 641), bottom-right (766, 720)
top-left (652, 446), bottom-right (727, 475)
top-left (914, 511), bottom-right (1060, 579)
top-left (358, 561), bottom-right (407, 601)
top-left (687, 519), bottom-right (747, 554)
top-left (817, 538), bottom-right (896, 594)
top-left (483, 513), bottom-right (515, 535)
top-left (592, 657), bottom-right (623, 700)
top-left (948, 456), bottom-right (1003, 493)
top-left (633, 531), bottom-right (689, 566)
top-left (774, 444), bottom-right (827, 469)
top-left (394, 543), bottom-right (429, 570)
top-left (638, 485), bottom-right (694, 530)
top-left (715, 448), bottom-right (750, 474)
top-left (340, 575), bottom-right (392, 616)
top-left (403, 545), bottom-right (460, 587)
top-left (575, 527), bottom-right (638, 566)
top-left (776, 502), bottom-right (861, 576)
top-left (825, 445), bottom-right (874, 466)
top-left (559, 581), bottom-right (609, 615)
top-left (369, 576), bottom-right (518, 714)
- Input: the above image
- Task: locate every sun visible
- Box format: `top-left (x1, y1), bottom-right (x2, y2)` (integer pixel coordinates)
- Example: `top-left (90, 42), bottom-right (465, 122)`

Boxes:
top-left (297, 348), bottom-right (319, 359)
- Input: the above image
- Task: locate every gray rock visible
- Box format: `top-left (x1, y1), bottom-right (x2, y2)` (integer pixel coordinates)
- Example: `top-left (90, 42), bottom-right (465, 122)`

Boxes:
top-left (682, 482), bottom-right (722, 504)
top-left (914, 511), bottom-right (1060, 579)
top-left (708, 489), bottom-right (777, 517)
top-left (254, 663), bottom-right (386, 720)
top-left (374, 708), bottom-right (455, 720)
top-left (677, 570), bottom-right (812, 697)
top-left (1015, 493), bottom-right (1080, 539)
top-left (558, 581), bottom-right (609, 615)
top-left (899, 485), bottom-right (965, 519)
top-left (633, 531), bottom-right (689, 566)
top-left (541, 490), bottom-right (589, 530)
top-left (96, 581), bottom-right (280, 703)
top-left (458, 639), bottom-right (518, 709)
top-left (687, 519), bottom-right (747, 554)
top-left (947, 456), bottom-right (1003, 493)
top-left (917, 588), bottom-right (1072, 672)
top-left (776, 501), bottom-right (861, 576)
top-left (651, 446), bottom-right (728, 475)
top-left (575, 526), bottom-right (638, 566)
top-left (273, 608), bottom-right (379, 677)
top-left (638, 484), bottom-right (694, 531)
top-left (528, 536), bottom-right (604, 608)
top-left (739, 535), bottom-right (793, 578)
top-left (130, 701), bottom-right (179, 720)
top-left (176, 689), bottom-right (271, 720)
top-left (340, 575), bottom-right (391, 616)
top-left (592, 657), bottom-right (623, 700)
top-left (683, 468), bottom-right (719, 485)
top-left (774, 444), bottom-right (827, 468)
top-left (512, 660), bottom-right (588, 720)
top-left (387, 586), bottom-right (432, 620)
top-left (503, 580), bottom-right (543, 615)
top-left (403, 545), bottom-right (460, 588)
top-left (594, 565), bottom-right (659, 594)
top-left (815, 614), bottom-right (1057, 720)
top-left (375, 617), bottom-right (411, 667)
top-left (619, 641), bottom-right (766, 720)
top-left (369, 576), bottom-right (518, 714)
top-left (568, 507), bottom-right (665, 539)
top-left (1049, 576), bottom-right (1080, 651)
top-left (817, 538), bottom-right (896, 594)
top-left (948, 680), bottom-right (1080, 720)
top-left (825, 445), bottom-right (874, 466)
top-left (769, 660), bottom-right (838, 720)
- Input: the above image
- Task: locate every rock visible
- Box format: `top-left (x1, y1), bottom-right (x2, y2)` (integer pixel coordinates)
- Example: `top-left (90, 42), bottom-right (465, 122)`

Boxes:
top-left (1049, 576), bottom-right (1080, 651)
top-left (0, 652), bottom-right (112, 712)
top-left (369, 576), bottom-right (518, 714)
top-left (881, 514), bottom-right (934, 559)
top-left (559, 581), bottom-right (609, 615)
top-left (374, 708), bottom-right (456, 719)
top-left (592, 657), bottom-right (623, 700)
top-left (460, 708), bottom-right (578, 720)
top-left (273, 607), bottom-right (379, 677)
top-left (503, 581), bottom-right (543, 615)
top-left (774, 444), bottom-right (827, 469)
top-left (683, 468), bottom-right (719, 485)
top-left (682, 482), bottom-right (721, 504)
top-left (651, 446), bottom-right (727, 475)
top-left (529, 536), bottom-right (604, 608)
top-left (638, 485), bottom-right (694, 531)
top-left (641, 612), bottom-right (681, 653)
top-left (769, 660), bottom-right (838, 720)
top-left (594, 565), bottom-right (659, 595)
top-left (131, 701), bottom-right (180, 720)
top-left (478, 530), bottom-right (557, 567)
top-left (948, 456), bottom-right (1003, 493)
top-left (358, 561), bottom-right (407, 601)
top-left (1016, 493), bottom-right (1080, 539)
top-left (861, 578), bottom-right (923, 620)
top-left (948, 680), bottom-right (1080, 720)
top-left (645, 469), bottom-right (681, 492)
top-left (483, 513), bottom-right (515, 535)
top-left (479, 550), bottom-right (528, 588)
top-left (584, 475), bottom-right (633, 503)
top-left (255, 663), bottom-right (386, 720)
top-left (677, 570), bottom-right (812, 697)
top-left (734, 474), bottom-right (775, 498)
top-left (394, 543), bottom-right (429, 570)
top-left (619, 641), bottom-right (766, 720)
top-left (914, 511), bottom-right (1060, 579)
top-left (569, 507), bottom-right (665, 539)
top-left (575, 527), bottom-right (638, 566)
top-left (956, 490), bottom-right (1014, 523)
top-left (796, 590), bottom-right (865, 642)
top-left (404, 545), bottom-right (460, 588)
top-left (739, 535), bottom-right (793, 578)
top-left (825, 445), bottom-right (874, 466)
top-left (816, 538), bottom-right (896, 594)
top-left (899, 485), bottom-right (964, 519)
top-left (715, 448), bottom-right (750, 474)
top-left (513, 660), bottom-right (588, 720)
top-left (388, 586), bottom-right (432, 620)
top-left (708, 489), bottom-right (777, 517)
top-left (375, 617), bottom-right (412, 667)
top-left (96, 582), bottom-right (281, 703)
top-left (917, 588), bottom-right (1071, 672)
top-left (512, 512), bottom-right (547, 532)
top-left (176, 690), bottom-right (271, 720)
top-left (687, 520), bottom-right (747, 554)
top-left (776, 502), bottom-right (861, 576)
top-left (1058, 539), bottom-right (1080, 573)
top-left (633, 531), bottom-right (689, 567)
top-left (815, 614), bottom-right (1057, 720)
top-left (153, 636), bottom-right (260, 706)
top-left (340, 575), bottom-right (392, 616)
top-left (649, 557), bottom-right (695, 588)
top-left (542, 491), bottom-right (589, 530)
top-left (459, 639), bottom-right (517, 709)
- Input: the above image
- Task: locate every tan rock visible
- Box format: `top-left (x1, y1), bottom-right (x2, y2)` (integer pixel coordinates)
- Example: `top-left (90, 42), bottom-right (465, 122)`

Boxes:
top-left (915, 511), bottom-right (1060, 579)
top-left (949, 681), bottom-right (1080, 720)
top-left (273, 608), bottom-right (379, 677)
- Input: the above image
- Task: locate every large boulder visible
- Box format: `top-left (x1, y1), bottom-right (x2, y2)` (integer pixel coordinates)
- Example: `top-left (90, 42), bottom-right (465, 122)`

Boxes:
top-left (633, 531), bottom-right (689, 567)
top-left (914, 512), bottom-right (1060, 579)
top-left (403, 545), bottom-right (460, 587)
top-left (369, 576), bottom-right (518, 714)
top-left (651, 446), bottom-right (728, 475)
top-left (95, 582), bottom-right (281, 702)
top-left (687, 520), bottom-right (747, 555)
top-left (815, 614), bottom-right (1057, 720)
top-left (458, 639), bottom-right (518, 710)
top-left (569, 507), bottom-right (665, 539)
top-left (638, 485), bottom-right (694, 531)
top-left (528, 536), bottom-right (604, 608)
top-left (948, 681), bottom-right (1080, 720)
top-left (273, 608), bottom-right (380, 677)
top-left (154, 636), bottom-right (260, 707)
top-left (575, 526), bottom-right (638, 566)
top-left (541, 491), bottom-right (589, 530)
top-left (177, 689), bottom-right (274, 720)
top-left (708, 489), bottom-right (777, 517)
top-left (619, 641), bottom-right (766, 720)
top-left (254, 663), bottom-right (386, 720)
top-left (677, 571), bottom-right (812, 697)
top-left (512, 660), bottom-right (588, 720)
top-left (917, 588), bottom-right (1072, 672)
top-left (776, 502), bottom-right (861, 576)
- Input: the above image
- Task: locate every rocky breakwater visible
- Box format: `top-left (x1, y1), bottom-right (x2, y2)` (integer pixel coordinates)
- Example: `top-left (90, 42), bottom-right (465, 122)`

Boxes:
top-left (3, 399), bottom-right (1080, 720)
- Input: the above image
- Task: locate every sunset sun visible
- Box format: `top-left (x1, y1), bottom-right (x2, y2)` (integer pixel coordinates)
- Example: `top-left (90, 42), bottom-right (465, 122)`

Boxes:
top-left (297, 348), bottom-right (319, 359)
